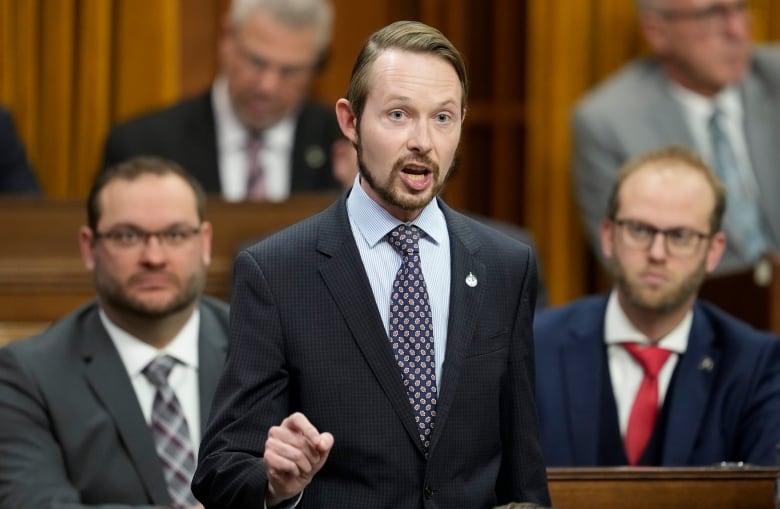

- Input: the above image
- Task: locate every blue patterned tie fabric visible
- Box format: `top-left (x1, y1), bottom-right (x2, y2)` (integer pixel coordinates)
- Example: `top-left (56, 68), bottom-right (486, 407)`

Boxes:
top-left (387, 224), bottom-right (437, 450)
top-left (708, 108), bottom-right (767, 261)
top-left (142, 355), bottom-right (198, 509)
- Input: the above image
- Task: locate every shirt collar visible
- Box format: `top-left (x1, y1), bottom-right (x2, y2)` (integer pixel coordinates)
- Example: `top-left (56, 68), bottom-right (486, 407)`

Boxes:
top-left (100, 307), bottom-right (201, 377)
top-left (604, 290), bottom-right (690, 354)
top-left (346, 174), bottom-right (447, 248)
top-left (669, 80), bottom-right (742, 120)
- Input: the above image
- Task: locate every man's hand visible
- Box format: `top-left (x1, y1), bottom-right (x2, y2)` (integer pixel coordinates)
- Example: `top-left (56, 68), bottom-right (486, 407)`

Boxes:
top-left (264, 412), bottom-right (334, 506)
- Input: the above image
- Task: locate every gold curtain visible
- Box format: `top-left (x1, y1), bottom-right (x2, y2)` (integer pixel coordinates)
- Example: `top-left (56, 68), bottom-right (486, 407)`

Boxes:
top-left (526, 1), bottom-right (780, 305)
top-left (0, 0), bottom-right (181, 198)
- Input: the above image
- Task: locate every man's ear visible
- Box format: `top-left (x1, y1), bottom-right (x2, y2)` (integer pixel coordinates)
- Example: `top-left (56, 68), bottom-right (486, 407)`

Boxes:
top-left (78, 226), bottom-right (97, 271)
top-left (600, 218), bottom-right (616, 261)
top-left (639, 10), bottom-right (669, 54)
top-left (335, 99), bottom-right (358, 144)
top-left (705, 231), bottom-right (727, 273)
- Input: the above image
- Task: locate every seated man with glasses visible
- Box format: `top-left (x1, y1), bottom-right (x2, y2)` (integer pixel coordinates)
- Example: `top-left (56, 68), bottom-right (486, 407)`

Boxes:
top-left (534, 146), bottom-right (780, 467)
top-left (0, 156), bottom-right (228, 508)
top-left (103, 0), bottom-right (347, 202)
top-left (572, 0), bottom-right (780, 275)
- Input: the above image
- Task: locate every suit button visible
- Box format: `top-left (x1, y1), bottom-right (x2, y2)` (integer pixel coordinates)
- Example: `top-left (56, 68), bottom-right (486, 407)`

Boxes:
top-left (423, 485), bottom-right (433, 499)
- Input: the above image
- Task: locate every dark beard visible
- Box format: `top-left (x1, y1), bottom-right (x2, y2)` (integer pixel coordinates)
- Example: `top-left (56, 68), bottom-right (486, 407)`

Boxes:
top-left (354, 135), bottom-right (457, 211)
top-left (95, 269), bottom-right (205, 320)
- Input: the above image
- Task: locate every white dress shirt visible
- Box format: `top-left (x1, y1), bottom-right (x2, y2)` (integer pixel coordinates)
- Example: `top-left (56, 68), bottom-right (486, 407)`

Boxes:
top-left (212, 75), bottom-right (298, 202)
top-left (101, 308), bottom-right (202, 448)
top-left (604, 291), bottom-right (692, 437)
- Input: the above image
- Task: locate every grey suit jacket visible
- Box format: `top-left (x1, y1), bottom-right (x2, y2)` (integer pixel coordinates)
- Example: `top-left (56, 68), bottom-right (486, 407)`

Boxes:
top-left (572, 45), bottom-right (780, 274)
top-left (193, 194), bottom-right (550, 508)
top-left (0, 298), bottom-right (229, 509)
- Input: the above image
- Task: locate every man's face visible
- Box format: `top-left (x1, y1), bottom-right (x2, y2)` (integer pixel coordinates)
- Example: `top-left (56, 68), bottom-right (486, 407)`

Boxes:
top-left (600, 163), bottom-right (725, 316)
top-left (643, 0), bottom-right (752, 96)
top-left (336, 50), bottom-right (464, 222)
top-left (79, 174), bottom-right (212, 321)
top-left (221, 9), bottom-right (320, 130)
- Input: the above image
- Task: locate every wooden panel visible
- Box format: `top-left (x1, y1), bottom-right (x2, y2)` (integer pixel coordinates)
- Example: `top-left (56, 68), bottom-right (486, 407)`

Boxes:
top-left (0, 194), bottom-right (338, 340)
top-left (547, 467), bottom-right (777, 509)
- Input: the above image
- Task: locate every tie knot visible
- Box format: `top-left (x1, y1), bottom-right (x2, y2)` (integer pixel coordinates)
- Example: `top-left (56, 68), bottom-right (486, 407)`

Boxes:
top-left (247, 132), bottom-right (263, 150)
top-left (142, 355), bottom-right (178, 388)
top-left (623, 343), bottom-right (671, 378)
top-left (387, 224), bottom-right (423, 256)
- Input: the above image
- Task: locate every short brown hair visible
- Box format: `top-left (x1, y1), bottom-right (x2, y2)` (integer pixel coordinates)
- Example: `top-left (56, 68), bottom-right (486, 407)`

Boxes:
top-left (88, 156), bottom-right (207, 231)
top-left (345, 20), bottom-right (468, 124)
top-left (606, 145), bottom-right (726, 233)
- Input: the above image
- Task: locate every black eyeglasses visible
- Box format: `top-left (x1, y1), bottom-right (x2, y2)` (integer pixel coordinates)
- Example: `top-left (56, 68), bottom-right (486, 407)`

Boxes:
top-left (613, 219), bottom-right (712, 258)
top-left (654, 0), bottom-right (749, 26)
top-left (94, 226), bottom-right (202, 249)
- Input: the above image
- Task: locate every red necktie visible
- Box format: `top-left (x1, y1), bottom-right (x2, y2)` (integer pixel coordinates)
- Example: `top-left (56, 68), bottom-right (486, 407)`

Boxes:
top-left (246, 134), bottom-right (265, 200)
top-left (623, 343), bottom-right (672, 465)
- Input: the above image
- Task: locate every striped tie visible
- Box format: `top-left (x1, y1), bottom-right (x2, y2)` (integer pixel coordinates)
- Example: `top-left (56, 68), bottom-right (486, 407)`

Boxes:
top-left (143, 355), bottom-right (198, 509)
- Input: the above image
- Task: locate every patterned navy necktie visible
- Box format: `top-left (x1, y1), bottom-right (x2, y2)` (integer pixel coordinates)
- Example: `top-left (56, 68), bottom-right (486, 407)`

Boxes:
top-left (386, 224), bottom-right (437, 450)
top-left (142, 355), bottom-right (198, 509)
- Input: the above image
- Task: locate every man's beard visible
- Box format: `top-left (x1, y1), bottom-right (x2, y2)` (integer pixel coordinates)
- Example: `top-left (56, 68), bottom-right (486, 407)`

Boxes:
top-left (611, 258), bottom-right (707, 316)
top-left (354, 135), bottom-right (457, 212)
top-left (94, 267), bottom-right (205, 320)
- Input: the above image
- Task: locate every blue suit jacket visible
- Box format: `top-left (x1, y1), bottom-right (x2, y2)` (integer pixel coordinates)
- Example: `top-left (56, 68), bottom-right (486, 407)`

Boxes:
top-left (533, 295), bottom-right (780, 466)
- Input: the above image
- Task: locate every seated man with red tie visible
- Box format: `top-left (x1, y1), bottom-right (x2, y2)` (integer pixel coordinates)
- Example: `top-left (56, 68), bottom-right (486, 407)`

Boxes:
top-left (534, 145), bottom-right (780, 466)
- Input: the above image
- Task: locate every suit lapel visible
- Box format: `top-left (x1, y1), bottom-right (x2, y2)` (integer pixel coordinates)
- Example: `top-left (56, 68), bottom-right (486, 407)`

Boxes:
top-left (661, 306), bottom-right (719, 465)
top-left (197, 303), bottom-right (228, 432)
top-left (426, 208), bottom-right (486, 453)
top-left (647, 72), bottom-right (695, 148)
top-left (561, 301), bottom-right (609, 465)
top-left (741, 67), bottom-right (780, 243)
top-left (317, 199), bottom-right (427, 453)
top-left (80, 311), bottom-right (169, 505)
top-left (200, 91), bottom-right (222, 192)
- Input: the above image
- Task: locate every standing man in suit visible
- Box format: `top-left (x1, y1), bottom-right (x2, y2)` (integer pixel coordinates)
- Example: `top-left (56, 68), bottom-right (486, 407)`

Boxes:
top-left (572, 0), bottom-right (780, 274)
top-left (193, 20), bottom-right (550, 508)
top-left (535, 146), bottom-right (780, 467)
top-left (0, 105), bottom-right (41, 194)
top-left (0, 157), bottom-right (229, 508)
top-left (103, 0), bottom-right (344, 201)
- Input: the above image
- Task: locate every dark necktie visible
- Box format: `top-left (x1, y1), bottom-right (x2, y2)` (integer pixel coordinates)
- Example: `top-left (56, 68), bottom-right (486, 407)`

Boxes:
top-left (142, 355), bottom-right (198, 509)
top-left (708, 108), bottom-right (767, 261)
top-left (246, 133), bottom-right (265, 201)
top-left (387, 224), bottom-right (437, 450)
top-left (623, 343), bottom-right (672, 465)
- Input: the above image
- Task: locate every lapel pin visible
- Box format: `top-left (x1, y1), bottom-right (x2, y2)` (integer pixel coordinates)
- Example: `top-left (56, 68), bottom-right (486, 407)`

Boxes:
top-left (698, 356), bottom-right (714, 372)
top-left (304, 145), bottom-right (326, 169)
top-left (465, 272), bottom-right (478, 288)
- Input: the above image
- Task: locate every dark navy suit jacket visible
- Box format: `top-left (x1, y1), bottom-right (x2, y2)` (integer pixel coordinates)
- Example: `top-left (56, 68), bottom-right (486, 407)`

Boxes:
top-left (0, 106), bottom-right (40, 194)
top-left (533, 295), bottom-right (780, 466)
top-left (193, 195), bottom-right (550, 508)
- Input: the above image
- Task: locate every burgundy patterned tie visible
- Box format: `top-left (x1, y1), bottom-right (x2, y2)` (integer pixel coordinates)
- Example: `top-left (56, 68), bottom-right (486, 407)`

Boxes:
top-left (387, 224), bottom-right (437, 450)
top-left (246, 133), bottom-right (265, 201)
top-left (142, 355), bottom-right (198, 509)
